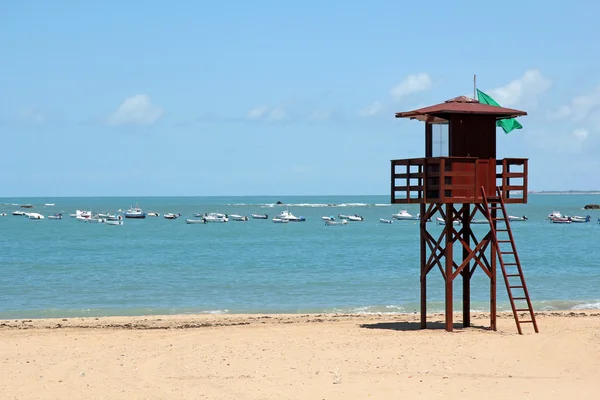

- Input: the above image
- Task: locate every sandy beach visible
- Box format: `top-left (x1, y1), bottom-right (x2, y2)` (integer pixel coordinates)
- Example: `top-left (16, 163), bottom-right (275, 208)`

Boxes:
top-left (1, 311), bottom-right (599, 399)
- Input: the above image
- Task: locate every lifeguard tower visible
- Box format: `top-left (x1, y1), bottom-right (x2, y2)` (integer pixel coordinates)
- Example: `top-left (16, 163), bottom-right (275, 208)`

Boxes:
top-left (391, 95), bottom-right (538, 334)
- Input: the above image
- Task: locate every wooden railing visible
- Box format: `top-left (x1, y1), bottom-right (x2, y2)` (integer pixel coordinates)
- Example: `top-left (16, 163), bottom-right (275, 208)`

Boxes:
top-left (391, 157), bottom-right (528, 204)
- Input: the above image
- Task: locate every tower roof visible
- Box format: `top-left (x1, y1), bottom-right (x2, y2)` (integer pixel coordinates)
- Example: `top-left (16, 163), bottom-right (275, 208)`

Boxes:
top-left (395, 96), bottom-right (527, 123)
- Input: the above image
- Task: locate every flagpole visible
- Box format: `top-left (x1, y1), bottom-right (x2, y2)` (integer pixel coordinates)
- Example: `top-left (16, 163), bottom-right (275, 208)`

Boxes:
top-left (473, 74), bottom-right (477, 99)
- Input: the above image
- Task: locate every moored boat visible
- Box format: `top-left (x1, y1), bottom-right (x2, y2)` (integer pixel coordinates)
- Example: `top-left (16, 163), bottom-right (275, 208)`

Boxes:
top-left (164, 213), bottom-right (180, 220)
top-left (550, 216), bottom-right (570, 224)
top-left (379, 218), bottom-right (393, 224)
top-left (251, 213), bottom-right (268, 219)
top-left (569, 215), bottom-right (591, 223)
top-left (325, 219), bottom-right (348, 226)
top-left (47, 213), bottom-right (63, 220)
top-left (392, 210), bottom-right (417, 220)
top-left (27, 212), bottom-right (44, 220)
top-left (322, 215), bottom-right (335, 221)
top-left (275, 210), bottom-right (305, 222)
top-left (186, 218), bottom-right (206, 224)
top-left (105, 219), bottom-right (124, 226)
top-left (272, 217), bottom-right (289, 223)
top-left (202, 213), bottom-right (229, 223)
top-left (230, 214), bottom-right (249, 221)
top-left (147, 212), bottom-right (160, 217)
top-left (124, 206), bottom-right (146, 219)
top-left (508, 215), bottom-right (528, 222)
top-left (436, 217), bottom-right (461, 226)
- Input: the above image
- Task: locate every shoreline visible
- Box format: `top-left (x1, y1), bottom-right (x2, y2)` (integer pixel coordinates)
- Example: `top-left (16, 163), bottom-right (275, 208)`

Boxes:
top-left (2, 309), bottom-right (599, 331)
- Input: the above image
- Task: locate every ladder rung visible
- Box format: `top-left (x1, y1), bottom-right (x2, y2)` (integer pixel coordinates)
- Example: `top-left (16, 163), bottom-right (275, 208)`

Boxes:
top-left (509, 286), bottom-right (524, 289)
top-left (500, 251), bottom-right (514, 254)
top-left (515, 309), bottom-right (530, 312)
top-left (506, 274), bottom-right (521, 277)
top-left (519, 320), bottom-right (534, 323)
top-left (513, 297), bottom-right (527, 300)
top-left (497, 229), bottom-right (508, 232)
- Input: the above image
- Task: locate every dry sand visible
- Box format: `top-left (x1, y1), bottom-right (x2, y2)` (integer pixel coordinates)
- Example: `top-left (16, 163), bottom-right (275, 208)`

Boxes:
top-left (1, 311), bottom-right (599, 399)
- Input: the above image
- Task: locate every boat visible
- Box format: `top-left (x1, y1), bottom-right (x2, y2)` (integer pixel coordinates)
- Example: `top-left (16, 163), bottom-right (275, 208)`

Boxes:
top-left (71, 210), bottom-right (91, 219)
top-left (230, 214), bottom-right (249, 221)
top-left (27, 212), bottom-right (44, 220)
top-left (124, 206), bottom-right (146, 219)
top-left (47, 213), bottom-right (63, 220)
top-left (186, 218), bottom-right (206, 224)
top-left (322, 215), bottom-right (335, 221)
top-left (275, 210), bottom-right (305, 222)
top-left (392, 210), bottom-right (417, 220)
top-left (164, 213), bottom-right (180, 220)
top-left (436, 217), bottom-right (461, 226)
top-left (272, 217), bottom-right (289, 223)
top-left (44, 203), bottom-right (55, 207)
top-left (508, 215), bottom-right (528, 222)
top-left (251, 213), bottom-right (268, 219)
top-left (0, 213), bottom-right (6, 216)
top-left (470, 219), bottom-right (489, 224)
top-left (106, 215), bottom-right (122, 221)
top-left (547, 211), bottom-right (562, 219)
top-left (379, 218), bottom-right (393, 224)
top-left (12, 211), bottom-right (25, 216)
top-left (569, 215), bottom-right (591, 223)
top-left (147, 212), bottom-right (160, 217)
top-left (105, 219), bottom-right (124, 226)
top-left (338, 213), bottom-right (350, 219)
top-left (550, 216), bottom-right (570, 224)
top-left (97, 213), bottom-right (109, 218)
top-left (325, 219), bottom-right (348, 226)
top-left (347, 215), bottom-right (365, 222)
top-left (20, 204), bottom-right (33, 209)
top-left (202, 213), bottom-right (229, 223)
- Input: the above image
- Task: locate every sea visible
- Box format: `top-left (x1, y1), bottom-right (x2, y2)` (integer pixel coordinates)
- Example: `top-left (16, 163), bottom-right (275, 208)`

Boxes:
top-left (1, 194), bottom-right (599, 319)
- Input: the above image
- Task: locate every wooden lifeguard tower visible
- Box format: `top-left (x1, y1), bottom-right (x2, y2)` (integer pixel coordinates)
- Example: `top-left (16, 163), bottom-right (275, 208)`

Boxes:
top-left (391, 95), bottom-right (539, 334)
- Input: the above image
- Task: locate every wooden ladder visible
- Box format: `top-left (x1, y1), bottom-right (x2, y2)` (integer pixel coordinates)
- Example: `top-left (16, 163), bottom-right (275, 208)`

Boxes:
top-left (482, 186), bottom-right (539, 334)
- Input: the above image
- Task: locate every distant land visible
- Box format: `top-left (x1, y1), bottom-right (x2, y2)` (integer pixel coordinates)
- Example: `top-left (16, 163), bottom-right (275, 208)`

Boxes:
top-left (529, 190), bottom-right (600, 195)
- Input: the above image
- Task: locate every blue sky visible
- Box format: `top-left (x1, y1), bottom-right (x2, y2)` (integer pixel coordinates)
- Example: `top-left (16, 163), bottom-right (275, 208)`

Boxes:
top-left (2, 0), bottom-right (600, 196)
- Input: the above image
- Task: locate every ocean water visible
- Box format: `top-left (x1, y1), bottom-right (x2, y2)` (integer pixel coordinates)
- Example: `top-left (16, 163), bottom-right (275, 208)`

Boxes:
top-left (1, 194), bottom-right (599, 319)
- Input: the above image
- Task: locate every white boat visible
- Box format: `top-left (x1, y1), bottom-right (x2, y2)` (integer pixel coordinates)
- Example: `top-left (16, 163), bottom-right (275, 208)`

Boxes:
top-left (347, 215), bottom-right (365, 222)
top-left (12, 211), bottom-right (25, 216)
top-left (251, 213), bottom-right (268, 219)
top-left (105, 220), bottom-right (124, 226)
top-left (27, 212), bottom-right (44, 220)
top-left (470, 219), bottom-right (489, 224)
top-left (436, 217), bottom-right (461, 226)
top-left (551, 217), bottom-right (570, 224)
top-left (547, 211), bottom-right (562, 219)
top-left (47, 213), bottom-right (63, 220)
top-left (379, 218), bottom-right (393, 224)
top-left (71, 210), bottom-right (91, 219)
top-left (202, 213), bottom-right (229, 223)
top-left (106, 215), bottom-right (122, 221)
top-left (147, 212), bottom-right (160, 217)
top-left (124, 206), bottom-right (145, 219)
top-left (508, 215), bottom-right (528, 222)
top-left (570, 215), bottom-right (591, 223)
top-left (186, 218), bottom-right (206, 224)
top-left (275, 210), bottom-right (305, 222)
top-left (272, 217), bottom-right (289, 223)
top-left (44, 203), bottom-right (55, 207)
top-left (325, 219), bottom-right (348, 226)
top-left (338, 213), bottom-right (350, 219)
top-left (164, 213), bottom-right (180, 219)
top-left (392, 210), bottom-right (417, 220)
top-left (0, 213), bottom-right (6, 216)
top-left (322, 215), bottom-right (335, 221)
top-left (230, 214), bottom-right (249, 221)
top-left (97, 213), bottom-right (109, 218)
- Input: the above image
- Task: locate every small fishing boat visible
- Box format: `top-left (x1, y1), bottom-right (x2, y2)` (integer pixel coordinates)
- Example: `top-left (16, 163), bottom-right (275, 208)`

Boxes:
top-left (27, 212), bottom-right (45, 220)
top-left (0, 213), bottom-right (6, 216)
top-left (392, 210), bottom-right (417, 220)
top-left (44, 203), bottom-right (55, 207)
top-left (12, 211), bottom-right (25, 216)
top-left (164, 213), bottom-right (180, 220)
top-left (230, 214), bottom-right (249, 221)
top-left (272, 217), bottom-right (289, 223)
top-left (347, 215), bottom-right (365, 222)
top-left (338, 213), bottom-right (350, 219)
top-left (124, 206), bottom-right (146, 219)
top-left (202, 213), bottom-right (229, 223)
top-left (106, 215), bottom-right (122, 221)
top-left (322, 215), bottom-right (335, 221)
top-left (325, 219), bottom-right (348, 226)
top-left (379, 218), bottom-right (393, 224)
top-left (251, 213), bottom-right (268, 219)
top-left (186, 218), bottom-right (206, 224)
top-left (47, 213), bottom-right (63, 220)
top-left (547, 211), bottom-right (562, 219)
top-left (147, 212), bottom-right (160, 217)
top-left (436, 217), bottom-right (461, 226)
top-left (105, 219), bottom-right (124, 226)
top-left (275, 210), bottom-right (305, 222)
top-left (550, 216), bottom-right (570, 224)
top-left (569, 215), bottom-right (591, 223)
top-left (508, 215), bottom-right (528, 222)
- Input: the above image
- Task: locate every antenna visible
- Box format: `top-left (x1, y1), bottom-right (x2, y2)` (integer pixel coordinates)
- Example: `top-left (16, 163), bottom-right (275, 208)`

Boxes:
top-left (473, 74), bottom-right (477, 99)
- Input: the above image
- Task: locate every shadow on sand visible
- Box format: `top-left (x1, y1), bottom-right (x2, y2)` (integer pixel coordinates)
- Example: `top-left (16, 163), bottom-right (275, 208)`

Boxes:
top-left (359, 321), bottom-right (491, 332)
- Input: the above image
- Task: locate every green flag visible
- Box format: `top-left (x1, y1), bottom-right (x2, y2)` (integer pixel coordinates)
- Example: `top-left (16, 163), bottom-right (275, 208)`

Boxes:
top-left (476, 89), bottom-right (523, 134)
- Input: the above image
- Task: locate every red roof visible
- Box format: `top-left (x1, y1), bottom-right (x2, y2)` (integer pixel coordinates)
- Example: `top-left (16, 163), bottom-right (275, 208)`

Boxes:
top-left (395, 96), bottom-right (527, 123)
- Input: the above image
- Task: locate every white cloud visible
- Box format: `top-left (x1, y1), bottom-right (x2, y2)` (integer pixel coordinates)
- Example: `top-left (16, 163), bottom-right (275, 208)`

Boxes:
top-left (550, 85), bottom-right (600, 122)
top-left (487, 69), bottom-right (551, 107)
top-left (359, 101), bottom-right (383, 117)
top-left (19, 108), bottom-right (47, 124)
top-left (246, 105), bottom-right (286, 121)
top-left (246, 105), bottom-right (269, 120)
top-left (571, 128), bottom-right (589, 141)
top-left (107, 94), bottom-right (164, 126)
top-left (308, 109), bottom-right (331, 121)
top-left (390, 73), bottom-right (432, 100)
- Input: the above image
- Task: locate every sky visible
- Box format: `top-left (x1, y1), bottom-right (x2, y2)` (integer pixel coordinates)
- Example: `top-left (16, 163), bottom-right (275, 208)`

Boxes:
top-left (1, 0), bottom-right (600, 196)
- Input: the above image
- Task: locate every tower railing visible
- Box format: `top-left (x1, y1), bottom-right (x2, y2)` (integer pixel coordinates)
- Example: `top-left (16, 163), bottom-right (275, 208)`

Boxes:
top-left (391, 157), bottom-right (528, 204)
